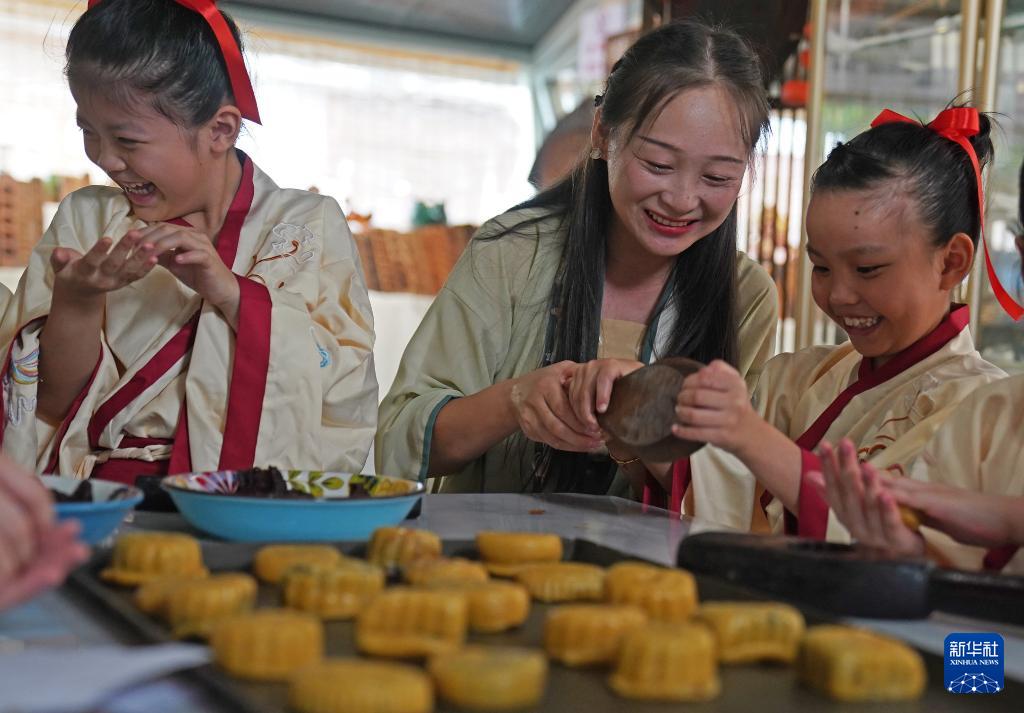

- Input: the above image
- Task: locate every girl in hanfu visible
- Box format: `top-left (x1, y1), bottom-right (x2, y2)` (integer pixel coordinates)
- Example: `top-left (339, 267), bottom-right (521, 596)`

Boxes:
top-left (0, 0), bottom-right (377, 482)
top-left (655, 106), bottom-right (1011, 539)
top-left (816, 157), bottom-right (1024, 575)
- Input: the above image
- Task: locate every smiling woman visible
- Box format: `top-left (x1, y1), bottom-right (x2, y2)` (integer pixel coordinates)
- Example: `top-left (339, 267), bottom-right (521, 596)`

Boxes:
top-left (376, 20), bottom-right (780, 496)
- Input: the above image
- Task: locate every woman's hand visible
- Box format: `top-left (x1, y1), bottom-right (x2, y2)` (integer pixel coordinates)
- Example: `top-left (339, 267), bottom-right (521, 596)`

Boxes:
top-left (510, 361), bottom-right (604, 452)
top-left (0, 456), bottom-right (90, 611)
top-left (128, 225), bottom-right (240, 322)
top-left (0, 520), bottom-right (90, 611)
top-left (671, 360), bottom-right (759, 454)
top-left (566, 358), bottom-right (644, 432)
top-left (50, 232), bottom-right (156, 299)
top-left (812, 439), bottom-right (924, 558)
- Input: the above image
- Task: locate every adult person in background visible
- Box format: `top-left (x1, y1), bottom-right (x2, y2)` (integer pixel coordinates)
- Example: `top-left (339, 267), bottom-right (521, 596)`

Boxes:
top-left (528, 101), bottom-right (595, 192)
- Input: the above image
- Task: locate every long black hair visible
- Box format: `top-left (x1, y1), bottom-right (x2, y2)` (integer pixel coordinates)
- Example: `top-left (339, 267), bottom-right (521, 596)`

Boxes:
top-left (812, 109), bottom-right (994, 248)
top-left (487, 20), bottom-right (770, 491)
top-left (65, 0), bottom-right (245, 129)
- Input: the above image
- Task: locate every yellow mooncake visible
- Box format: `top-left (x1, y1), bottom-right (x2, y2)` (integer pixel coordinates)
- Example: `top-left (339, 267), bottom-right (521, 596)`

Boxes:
top-left (101, 532), bottom-right (207, 587)
top-left (696, 601), bottom-right (806, 664)
top-left (515, 562), bottom-right (605, 602)
top-left (604, 561), bottom-right (698, 622)
top-left (403, 557), bottom-right (488, 586)
top-left (898, 505), bottom-right (923, 531)
top-left (283, 561), bottom-right (385, 620)
top-left (367, 527), bottom-right (442, 569)
top-left (162, 573), bottom-right (258, 639)
top-left (429, 646), bottom-right (548, 711)
top-left (799, 625), bottom-right (926, 701)
top-left (210, 609), bottom-right (323, 681)
top-left (428, 580), bottom-right (531, 634)
top-left (356, 587), bottom-right (468, 658)
top-left (134, 576), bottom-right (197, 615)
top-left (609, 623), bottom-right (720, 702)
top-left (475, 531), bottom-right (562, 576)
top-left (252, 544), bottom-right (342, 584)
top-left (289, 658), bottom-right (434, 713)
top-left (544, 604), bottom-right (647, 666)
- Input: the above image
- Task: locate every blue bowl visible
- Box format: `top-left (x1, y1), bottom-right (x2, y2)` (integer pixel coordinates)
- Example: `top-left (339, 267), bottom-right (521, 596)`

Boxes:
top-left (161, 470), bottom-right (425, 542)
top-left (43, 475), bottom-right (143, 545)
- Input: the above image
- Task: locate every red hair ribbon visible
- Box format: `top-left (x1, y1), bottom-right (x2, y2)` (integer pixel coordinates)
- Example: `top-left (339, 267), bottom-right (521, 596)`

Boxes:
top-left (86, 0), bottom-right (261, 124)
top-left (871, 107), bottom-right (1022, 320)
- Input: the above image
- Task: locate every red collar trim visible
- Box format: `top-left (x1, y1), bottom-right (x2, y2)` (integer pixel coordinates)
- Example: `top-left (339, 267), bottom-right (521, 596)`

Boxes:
top-left (856, 303), bottom-right (969, 383)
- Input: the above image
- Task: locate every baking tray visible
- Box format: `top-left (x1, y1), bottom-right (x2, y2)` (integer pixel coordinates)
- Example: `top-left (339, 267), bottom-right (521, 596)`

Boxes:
top-left (68, 537), bottom-right (1024, 712)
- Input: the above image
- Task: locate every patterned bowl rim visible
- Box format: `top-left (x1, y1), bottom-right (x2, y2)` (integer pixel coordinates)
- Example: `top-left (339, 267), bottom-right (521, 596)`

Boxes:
top-left (159, 470), bottom-right (425, 502)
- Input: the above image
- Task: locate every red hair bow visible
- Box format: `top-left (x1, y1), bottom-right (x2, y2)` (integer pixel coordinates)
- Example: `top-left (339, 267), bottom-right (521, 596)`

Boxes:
top-left (871, 107), bottom-right (1022, 320)
top-left (86, 0), bottom-right (261, 124)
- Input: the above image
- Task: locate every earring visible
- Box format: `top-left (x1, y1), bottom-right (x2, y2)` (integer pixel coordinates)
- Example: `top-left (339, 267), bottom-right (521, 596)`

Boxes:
top-left (590, 148), bottom-right (602, 160)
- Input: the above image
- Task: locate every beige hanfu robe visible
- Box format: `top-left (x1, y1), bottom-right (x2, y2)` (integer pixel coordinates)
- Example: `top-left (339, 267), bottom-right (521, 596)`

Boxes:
top-left (0, 155), bottom-right (377, 481)
top-left (905, 374), bottom-right (1024, 573)
top-left (644, 304), bottom-right (1006, 540)
top-left (376, 206), bottom-right (780, 493)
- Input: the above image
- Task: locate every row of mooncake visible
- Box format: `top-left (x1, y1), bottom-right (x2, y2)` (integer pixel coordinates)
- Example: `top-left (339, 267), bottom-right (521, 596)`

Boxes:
top-left (97, 528), bottom-right (927, 711)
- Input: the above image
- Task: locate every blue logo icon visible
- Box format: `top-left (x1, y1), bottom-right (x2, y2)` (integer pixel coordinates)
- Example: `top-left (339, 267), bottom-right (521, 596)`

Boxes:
top-left (944, 633), bottom-right (1004, 694)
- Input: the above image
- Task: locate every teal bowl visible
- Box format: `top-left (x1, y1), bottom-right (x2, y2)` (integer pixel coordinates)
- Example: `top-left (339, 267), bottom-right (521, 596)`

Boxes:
top-left (161, 470), bottom-right (425, 542)
top-left (43, 475), bottom-right (143, 545)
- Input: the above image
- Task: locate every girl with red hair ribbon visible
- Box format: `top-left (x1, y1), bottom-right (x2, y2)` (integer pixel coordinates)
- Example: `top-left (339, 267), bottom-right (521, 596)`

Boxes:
top-left (647, 105), bottom-right (1009, 545)
top-left (813, 156), bottom-right (1024, 575)
top-left (0, 0), bottom-right (377, 481)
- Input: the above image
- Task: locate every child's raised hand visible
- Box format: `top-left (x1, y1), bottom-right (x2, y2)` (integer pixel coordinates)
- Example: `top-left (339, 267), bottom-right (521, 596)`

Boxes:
top-left (566, 358), bottom-right (645, 433)
top-left (50, 232), bottom-right (155, 298)
top-left (815, 439), bottom-right (924, 557)
top-left (509, 361), bottom-right (605, 453)
top-left (671, 359), bottom-right (757, 452)
top-left (129, 224), bottom-right (240, 321)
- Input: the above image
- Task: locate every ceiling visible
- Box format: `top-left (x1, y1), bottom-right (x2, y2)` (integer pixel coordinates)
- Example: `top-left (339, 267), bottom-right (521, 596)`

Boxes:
top-left (229, 0), bottom-right (576, 51)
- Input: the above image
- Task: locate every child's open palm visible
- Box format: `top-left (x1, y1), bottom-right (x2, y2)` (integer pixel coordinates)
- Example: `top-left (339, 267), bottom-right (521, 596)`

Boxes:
top-left (50, 232), bottom-right (155, 297)
top-left (813, 439), bottom-right (925, 557)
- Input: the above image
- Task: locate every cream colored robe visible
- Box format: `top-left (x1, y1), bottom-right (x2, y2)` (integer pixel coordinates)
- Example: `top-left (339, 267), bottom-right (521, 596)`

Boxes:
top-left (907, 374), bottom-right (1024, 573)
top-left (376, 207), bottom-right (780, 493)
top-left (672, 305), bottom-right (1006, 540)
top-left (0, 158), bottom-right (377, 476)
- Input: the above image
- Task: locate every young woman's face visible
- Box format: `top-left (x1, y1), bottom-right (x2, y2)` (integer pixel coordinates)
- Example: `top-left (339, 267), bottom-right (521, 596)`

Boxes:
top-left (598, 85), bottom-right (749, 262)
top-left (806, 187), bottom-right (964, 364)
top-left (72, 85), bottom-right (209, 223)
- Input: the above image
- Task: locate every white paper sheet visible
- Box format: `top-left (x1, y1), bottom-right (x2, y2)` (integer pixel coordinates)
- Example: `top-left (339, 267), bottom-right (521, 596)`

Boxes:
top-left (0, 643), bottom-right (209, 713)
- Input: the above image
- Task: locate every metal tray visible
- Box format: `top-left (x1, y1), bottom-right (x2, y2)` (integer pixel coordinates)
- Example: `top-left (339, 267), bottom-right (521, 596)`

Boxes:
top-left (68, 537), bottom-right (1024, 712)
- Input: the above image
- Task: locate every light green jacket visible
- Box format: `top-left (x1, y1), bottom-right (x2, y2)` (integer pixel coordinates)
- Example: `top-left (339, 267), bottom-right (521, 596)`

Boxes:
top-left (376, 207), bottom-right (779, 494)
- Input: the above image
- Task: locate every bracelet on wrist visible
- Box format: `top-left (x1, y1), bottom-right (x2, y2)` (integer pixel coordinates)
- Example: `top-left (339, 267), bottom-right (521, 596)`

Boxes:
top-left (608, 450), bottom-right (640, 467)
